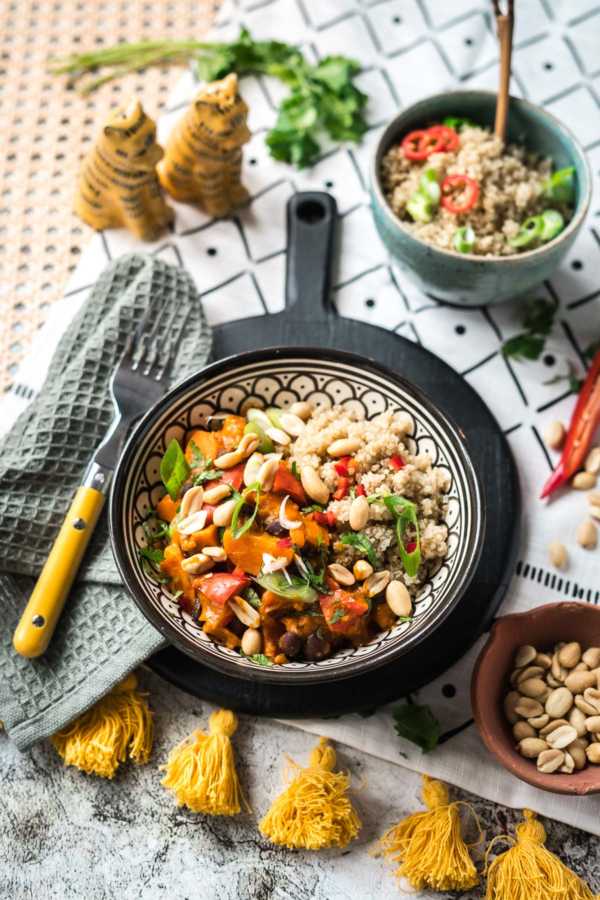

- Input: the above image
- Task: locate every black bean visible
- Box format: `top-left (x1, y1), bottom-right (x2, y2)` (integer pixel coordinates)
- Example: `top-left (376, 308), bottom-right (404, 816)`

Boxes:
top-left (266, 520), bottom-right (287, 536)
top-left (305, 633), bottom-right (331, 661)
top-left (279, 631), bottom-right (301, 658)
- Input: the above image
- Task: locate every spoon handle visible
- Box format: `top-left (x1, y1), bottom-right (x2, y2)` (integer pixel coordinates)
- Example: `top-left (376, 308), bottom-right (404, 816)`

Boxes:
top-left (493, 0), bottom-right (515, 142)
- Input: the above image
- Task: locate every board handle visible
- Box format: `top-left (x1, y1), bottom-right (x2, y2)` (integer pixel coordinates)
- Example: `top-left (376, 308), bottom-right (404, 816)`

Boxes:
top-left (285, 192), bottom-right (337, 319)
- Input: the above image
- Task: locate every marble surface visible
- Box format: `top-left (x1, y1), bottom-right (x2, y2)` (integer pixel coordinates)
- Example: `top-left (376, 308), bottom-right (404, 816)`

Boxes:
top-left (2, 668), bottom-right (599, 900)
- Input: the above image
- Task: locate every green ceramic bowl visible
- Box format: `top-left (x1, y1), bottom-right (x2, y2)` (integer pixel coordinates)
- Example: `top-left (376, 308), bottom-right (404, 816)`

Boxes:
top-left (370, 90), bottom-right (591, 307)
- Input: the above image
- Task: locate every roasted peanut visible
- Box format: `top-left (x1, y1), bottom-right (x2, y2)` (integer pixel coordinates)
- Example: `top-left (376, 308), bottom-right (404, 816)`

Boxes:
top-left (577, 519), bottom-right (598, 549)
top-left (585, 446), bottom-right (600, 475)
top-left (385, 580), bottom-right (412, 617)
top-left (300, 466), bottom-right (330, 504)
top-left (572, 471), bottom-right (597, 490)
top-left (548, 541), bottom-right (568, 570)
top-left (177, 510), bottom-right (208, 536)
top-left (241, 628), bottom-right (262, 656)
top-left (327, 563), bottom-right (355, 587)
top-left (212, 498), bottom-right (237, 527)
top-left (180, 485), bottom-right (204, 518)
top-left (545, 724), bottom-right (578, 749)
top-left (327, 437), bottom-right (361, 458)
top-left (289, 400), bottom-right (312, 421)
top-left (349, 495), bottom-right (369, 531)
top-left (518, 737), bottom-right (549, 758)
top-left (544, 420), bottom-right (566, 450)
top-left (364, 570), bottom-right (391, 598)
top-left (545, 687), bottom-right (573, 718)
top-left (515, 645), bottom-right (537, 668)
top-left (537, 749), bottom-right (564, 773)
top-left (203, 483), bottom-right (232, 504)
top-left (181, 552), bottom-right (213, 574)
top-left (558, 642), bottom-right (582, 669)
top-left (353, 560), bottom-right (374, 581)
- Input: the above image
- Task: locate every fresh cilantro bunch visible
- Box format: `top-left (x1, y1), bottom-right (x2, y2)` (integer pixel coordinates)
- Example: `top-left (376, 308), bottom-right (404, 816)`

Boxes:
top-left (51, 28), bottom-right (368, 169)
top-left (198, 29), bottom-right (368, 168)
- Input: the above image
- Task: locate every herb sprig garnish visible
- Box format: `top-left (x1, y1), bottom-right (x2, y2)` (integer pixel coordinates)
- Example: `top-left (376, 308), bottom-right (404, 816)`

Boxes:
top-left (393, 702), bottom-right (440, 753)
top-left (188, 441), bottom-right (221, 484)
top-left (501, 297), bottom-right (557, 361)
top-left (340, 532), bottom-right (379, 567)
top-left (50, 28), bottom-right (368, 169)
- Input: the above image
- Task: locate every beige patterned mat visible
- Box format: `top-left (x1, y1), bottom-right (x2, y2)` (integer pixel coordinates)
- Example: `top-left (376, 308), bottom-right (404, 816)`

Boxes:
top-left (0, 0), bottom-right (217, 393)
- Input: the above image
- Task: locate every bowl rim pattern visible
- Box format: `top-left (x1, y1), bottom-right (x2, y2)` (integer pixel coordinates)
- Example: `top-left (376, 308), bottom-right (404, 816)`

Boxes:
top-left (369, 88), bottom-right (592, 265)
top-left (110, 346), bottom-right (485, 684)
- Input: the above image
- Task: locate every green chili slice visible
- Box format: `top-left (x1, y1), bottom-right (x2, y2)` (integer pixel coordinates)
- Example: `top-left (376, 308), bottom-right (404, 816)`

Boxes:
top-left (255, 572), bottom-right (317, 603)
top-left (244, 421), bottom-right (273, 453)
top-left (509, 215), bottom-right (544, 249)
top-left (383, 496), bottom-right (421, 577)
top-left (543, 166), bottom-right (575, 205)
top-left (442, 116), bottom-right (476, 131)
top-left (453, 225), bottom-right (475, 253)
top-left (539, 209), bottom-right (565, 243)
top-left (418, 168), bottom-right (441, 205)
top-left (407, 191), bottom-right (433, 223)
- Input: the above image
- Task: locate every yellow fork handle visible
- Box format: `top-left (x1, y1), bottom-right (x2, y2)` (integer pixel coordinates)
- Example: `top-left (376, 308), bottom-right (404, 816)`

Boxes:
top-left (13, 486), bottom-right (105, 658)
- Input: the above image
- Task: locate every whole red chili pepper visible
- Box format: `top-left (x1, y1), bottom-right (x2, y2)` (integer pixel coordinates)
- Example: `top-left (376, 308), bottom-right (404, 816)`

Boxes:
top-left (541, 350), bottom-right (600, 499)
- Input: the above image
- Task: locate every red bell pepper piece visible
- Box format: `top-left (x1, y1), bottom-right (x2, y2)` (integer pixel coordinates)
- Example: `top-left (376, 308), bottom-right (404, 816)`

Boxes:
top-left (333, 476), bottom-right (350, 500)
top-left (356, 484), bottom-right (366, 497)
top-left (389, 454), bottom-right (405, 470)
top-left (314, 510), bottom-right (336, 528)
top-left (541, 350), bottom-right (600, 499)
top-left (272, 463), bottom-right (307, 506)
top-left (441, 174), bottom-right (479, 214)
top-left (198, 570), bottom-right (249, 605)
top-left (334, 456), bottom-right (351, 476)
top-left (205, 463), bottom-right (244, 493)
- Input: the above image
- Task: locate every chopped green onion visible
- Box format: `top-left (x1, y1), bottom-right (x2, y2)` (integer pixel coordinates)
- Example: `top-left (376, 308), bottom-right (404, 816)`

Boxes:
top-left (383, 496), bottom-right (421, 577)
top-left (407, 191), bottom-right (433, 223)
top-left (442, 116), bottom-right (476, 131)
top-left (509, 215), bottom-right (544, 249)
top-left (453, 225), bottom-right (475, 253)
top-left (418, 168), bottom-right (441, 205)
top-left (255, 572), bottom-right (317, 603)
top-left (543, 166), bottom-right (575, 205)
top-left (230, 481), bottom-right (261, 539)
top-left (244, 421), bottom-right (273, 453)
top-left (540, 209), bottom-right (565, 242)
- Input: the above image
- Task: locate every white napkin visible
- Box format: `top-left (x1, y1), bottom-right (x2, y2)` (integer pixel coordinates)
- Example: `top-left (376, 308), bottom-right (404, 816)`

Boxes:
top-left (4, 0), bottom-right (600, 835)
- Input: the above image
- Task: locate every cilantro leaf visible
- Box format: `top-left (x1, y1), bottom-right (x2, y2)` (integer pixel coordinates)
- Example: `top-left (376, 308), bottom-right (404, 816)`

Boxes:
top-left (241, 652), bottom-right (273, 667)
top-left (339, 532), bottom-right (379, 567)
top-left (244, 586), bottom-right (262, 609)
top-left (393, 702), bottom-right (440, 753)
top-left (501, 333), bottom-right (546, 361)
top-left (231, 482), bottom-right (261, 539)
top-left (160, 439), bottom-right (190, 501)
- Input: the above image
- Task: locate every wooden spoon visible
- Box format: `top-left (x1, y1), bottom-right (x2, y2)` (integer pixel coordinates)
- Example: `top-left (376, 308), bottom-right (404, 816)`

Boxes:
top-left (493, 0), bottom-right (515, 142)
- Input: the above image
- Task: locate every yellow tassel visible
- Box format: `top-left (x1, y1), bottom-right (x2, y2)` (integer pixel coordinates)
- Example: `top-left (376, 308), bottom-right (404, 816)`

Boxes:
top-left (161, 709), bottom-right (248, 816)
top-left (375, 774), bottom-right (480, 893)
top-left (51, 673), bottom-right (153, 778)
top-left (259, 737), bottom-right (361, 850)
top-left (485, 809), bottom-right (598, 900)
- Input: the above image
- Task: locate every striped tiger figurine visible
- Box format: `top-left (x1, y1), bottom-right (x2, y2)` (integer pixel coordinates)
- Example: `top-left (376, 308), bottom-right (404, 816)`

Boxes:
top-left (74, 99), bottom-right (174, 241)
top-left (158, 73), bottom-right (251, 217)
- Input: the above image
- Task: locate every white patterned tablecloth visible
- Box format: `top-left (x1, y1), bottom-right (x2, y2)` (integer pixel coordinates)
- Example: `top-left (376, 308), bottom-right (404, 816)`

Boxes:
top-left (4, 0), bottom-right (600, 837)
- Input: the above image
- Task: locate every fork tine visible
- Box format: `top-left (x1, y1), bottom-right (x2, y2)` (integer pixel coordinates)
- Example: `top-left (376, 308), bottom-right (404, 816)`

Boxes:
top-left (137, 301), bottom-right (190, 378)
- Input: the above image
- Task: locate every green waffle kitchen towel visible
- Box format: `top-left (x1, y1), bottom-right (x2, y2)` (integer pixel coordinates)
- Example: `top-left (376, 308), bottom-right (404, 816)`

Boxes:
top-left (0, 254), bottom-right (212, 750)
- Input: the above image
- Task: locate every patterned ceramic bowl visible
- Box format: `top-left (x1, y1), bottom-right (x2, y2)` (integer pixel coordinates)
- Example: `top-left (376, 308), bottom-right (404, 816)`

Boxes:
top-left (370, 90), bottom-right (591, 307)
top-left (110, 348), bottom-right (484, 684)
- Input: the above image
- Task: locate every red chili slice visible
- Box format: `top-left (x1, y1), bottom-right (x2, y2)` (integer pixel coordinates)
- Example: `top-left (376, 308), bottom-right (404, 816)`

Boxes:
top-left (402, 125), bottom-right (459, 161)
top-left (356, 484), bottom-right (366, 497)
top-left (441, 174), bottom-right (479, 214)
top-left (334, 456), bottom-right (351, 477)
top-left (401, 129), bottom-right (430, 161)
top-left (406, 541), bottom-right (417, 553)
top-left (427, 125), bottom-right (459, 153)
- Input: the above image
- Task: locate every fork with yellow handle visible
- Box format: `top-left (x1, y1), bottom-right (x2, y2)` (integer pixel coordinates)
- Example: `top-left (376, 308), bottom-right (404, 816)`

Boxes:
top-left (12, 299), bottom-right (189, 658)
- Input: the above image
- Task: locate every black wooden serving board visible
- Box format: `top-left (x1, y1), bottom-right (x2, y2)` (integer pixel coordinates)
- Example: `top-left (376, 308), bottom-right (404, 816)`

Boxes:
top-left (148, 192), bottom-right (521, 717)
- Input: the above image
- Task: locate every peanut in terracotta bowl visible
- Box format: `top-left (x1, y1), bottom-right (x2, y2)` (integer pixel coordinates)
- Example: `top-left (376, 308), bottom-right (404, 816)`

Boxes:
top-left (471, 602), bottom-right (600, 795)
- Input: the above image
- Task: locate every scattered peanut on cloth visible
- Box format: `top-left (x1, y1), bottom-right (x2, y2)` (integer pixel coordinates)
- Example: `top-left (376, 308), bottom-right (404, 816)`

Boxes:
top-left (504, 641), bottom-right (600, 773)
top-left (544, 424), bottom-right (600, 569)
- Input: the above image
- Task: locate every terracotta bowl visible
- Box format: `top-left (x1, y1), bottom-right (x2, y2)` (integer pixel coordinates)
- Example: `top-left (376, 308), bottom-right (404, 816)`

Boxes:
top-left (472, 602), bottom-right (600, 795)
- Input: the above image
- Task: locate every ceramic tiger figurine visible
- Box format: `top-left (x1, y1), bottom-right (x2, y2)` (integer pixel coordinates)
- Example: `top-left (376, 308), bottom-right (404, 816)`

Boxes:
top-left (74, 99), bottom-right (174, 241)
top-left (158, 73), bottom-right (251, 217)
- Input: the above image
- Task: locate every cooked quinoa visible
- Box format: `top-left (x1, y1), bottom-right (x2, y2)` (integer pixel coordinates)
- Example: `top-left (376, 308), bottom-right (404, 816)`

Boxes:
top-left (290, 406), bottom-right (450, 596)
top-left (381, 124), bottom-right (572, 256)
